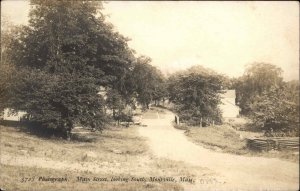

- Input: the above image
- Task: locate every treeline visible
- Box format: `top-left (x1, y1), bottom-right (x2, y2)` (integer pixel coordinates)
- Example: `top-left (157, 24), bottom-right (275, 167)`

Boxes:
top-left (1, 1), bottom-right (298, 138)
top-left (0, 0), bottom-right (165, 138)
top-left (166, 63), bottom-right (299, 137)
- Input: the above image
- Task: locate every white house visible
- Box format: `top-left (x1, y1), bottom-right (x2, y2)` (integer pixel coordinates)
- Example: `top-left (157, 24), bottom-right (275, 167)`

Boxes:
top-left (1, 108), bottom-right (26, 121)
top-left (219, 90), bottom-right (240, 120)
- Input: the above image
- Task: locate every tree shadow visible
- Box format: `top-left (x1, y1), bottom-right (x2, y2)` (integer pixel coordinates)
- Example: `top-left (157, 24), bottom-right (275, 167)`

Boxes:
top-left (0, 120), bottom-right (96, 142)
top-left (70, 133), bottom-right (98, 142)
top-left (17, 121), bottom-right (67, 140)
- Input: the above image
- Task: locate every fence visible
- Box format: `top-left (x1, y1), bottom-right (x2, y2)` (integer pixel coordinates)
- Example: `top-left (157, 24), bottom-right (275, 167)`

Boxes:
top-left (246, 137), bottom-right (299, 151)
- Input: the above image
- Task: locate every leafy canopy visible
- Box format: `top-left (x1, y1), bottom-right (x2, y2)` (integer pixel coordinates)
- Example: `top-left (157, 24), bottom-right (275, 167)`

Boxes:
top-left (167, 65), bottom-right (224, 125)
top-left (130, 56), bottom-right (166, 109)
top-left (233, 63), bottom-right (299, 136)
top-left (6, 0), bottom-right (135, 136)
top-left (235, 62), bottom-right (283, 115)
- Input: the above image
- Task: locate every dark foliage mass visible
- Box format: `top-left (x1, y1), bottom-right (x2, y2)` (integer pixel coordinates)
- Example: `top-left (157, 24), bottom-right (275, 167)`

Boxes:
top-left (167, 66), bottom-right (224, 126)
top-left (1, 1), bottom-right (298, 139)
top-left (2, 1), bottom-right (134, 137)
top-left (1, 0), bottom-right (167, 138)
top-left (131, 56), bottom-right (167, 109)
top-left (233, 63), bottom-right (299, 136)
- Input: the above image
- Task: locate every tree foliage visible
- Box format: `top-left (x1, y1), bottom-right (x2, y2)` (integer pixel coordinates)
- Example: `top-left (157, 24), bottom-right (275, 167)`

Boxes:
top-left (234, 63), bottom-right (299, 136)
top-left (0, 17), bottom-right (19, 112)
top-left (105, 88), bottom-right (132, 124)
top-left (167, 66), bottom-right (224, 126)
top-left (0, 64), bottom-right (13, 113)
top-left (250, 84), bottom-right (299, 136)
top-left (235, 63), bottom-right (283, 114)
top-left (5, 0), bottom-right (135, 137)
top-left (11, 70), bottom-right (106, 134)
top-left (130, 56), bottom-right (166, 109)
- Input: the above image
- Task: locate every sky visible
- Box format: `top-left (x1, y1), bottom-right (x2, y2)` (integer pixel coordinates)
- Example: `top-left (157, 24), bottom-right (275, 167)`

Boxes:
top-left (1, 1), bottom-right (299, 81)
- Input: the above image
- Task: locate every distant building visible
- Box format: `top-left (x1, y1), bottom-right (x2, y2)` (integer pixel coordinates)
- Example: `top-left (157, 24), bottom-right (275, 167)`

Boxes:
top-left (1, 108), bottom-right (26, 121)
top-left (219, 90), bottom-right (240, 119)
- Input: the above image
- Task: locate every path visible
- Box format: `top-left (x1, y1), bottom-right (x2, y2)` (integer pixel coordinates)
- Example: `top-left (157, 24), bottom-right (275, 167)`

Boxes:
top-left (138, 108), bottom-right (299, 191)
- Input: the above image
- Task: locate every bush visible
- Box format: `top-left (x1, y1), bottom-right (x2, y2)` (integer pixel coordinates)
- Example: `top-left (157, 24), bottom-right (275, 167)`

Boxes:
top-left (250, 86), bottom-right (299, 137)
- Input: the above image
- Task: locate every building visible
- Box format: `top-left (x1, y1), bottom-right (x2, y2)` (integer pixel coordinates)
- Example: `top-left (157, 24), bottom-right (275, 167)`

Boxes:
top-left (1, 108), bottom-right (26, 121)
top-left (219, 90), bottom-right (240, 120)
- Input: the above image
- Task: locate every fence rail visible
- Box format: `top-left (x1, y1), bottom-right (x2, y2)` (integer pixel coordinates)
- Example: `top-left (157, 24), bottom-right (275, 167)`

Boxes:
top-left (246, 137), bottom-right (299, 151)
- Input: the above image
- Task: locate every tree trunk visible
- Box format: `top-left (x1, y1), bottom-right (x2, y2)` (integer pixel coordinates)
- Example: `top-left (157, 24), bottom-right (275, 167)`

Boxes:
top-left (66, 119), bottom-right (73, 141)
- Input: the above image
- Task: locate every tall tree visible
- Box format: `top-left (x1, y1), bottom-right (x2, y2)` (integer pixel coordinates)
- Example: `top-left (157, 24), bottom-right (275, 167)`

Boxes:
top-left (0, 16), bottom-right (20, 112)
top-left (233, 63), bottom-right (299, 136)
top-left (130, 56), bottom-right (166, 109)
top-left (168, 66), bottom-right (224, 126)
top-left (235, 63), bottom-right (283, 115)
top-left (7, 0), bottom-right (135, 138)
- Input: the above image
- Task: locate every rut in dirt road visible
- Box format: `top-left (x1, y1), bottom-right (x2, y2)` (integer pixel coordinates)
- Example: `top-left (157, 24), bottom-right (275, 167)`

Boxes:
top-left (138, 108), bottom-right (299, 191)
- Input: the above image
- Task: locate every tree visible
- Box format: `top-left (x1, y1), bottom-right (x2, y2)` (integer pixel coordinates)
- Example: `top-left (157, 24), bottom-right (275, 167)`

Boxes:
top-left (233, 63), bottom-right (299, 136)
top-left (250, 85), bottom-right (299, 136)
top-left (130, 56), bottom-right (166, 109)
top-left (6, 0), bottom-right (135, 138)
top-left (105, 89), bottom-right (132, 125)
top-left (235, 63), bottom-right (283, 115)
top-left (11, 70), bottom-right (106, 136)
top-left (167, 66), bottom-right (224, 126)
top-left (0, 16), bottom-right (19, 112)
top-left (0, 64), bottom-right (14, 113)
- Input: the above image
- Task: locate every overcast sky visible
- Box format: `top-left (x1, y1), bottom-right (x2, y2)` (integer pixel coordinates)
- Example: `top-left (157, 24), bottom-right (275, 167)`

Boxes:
top-left (2, 1), bottom-right (299, 80)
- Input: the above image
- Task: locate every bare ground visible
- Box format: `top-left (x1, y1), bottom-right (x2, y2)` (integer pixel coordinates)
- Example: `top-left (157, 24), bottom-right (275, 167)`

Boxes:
top-left (0, 124), bottom-right (211, 191)
top-left (1, 108), bottom-right (299, 191)
top-left (138, 108), bottom-right (299, 191)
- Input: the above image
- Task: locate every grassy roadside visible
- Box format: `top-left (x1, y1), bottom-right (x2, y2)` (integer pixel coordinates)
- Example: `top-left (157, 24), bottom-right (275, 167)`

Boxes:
top-left (1, 164), bottom-right (180, 191)
top-left (174, 124), bottom-right (299, 163)
top-left (0, 125), bottom-right (213, 191)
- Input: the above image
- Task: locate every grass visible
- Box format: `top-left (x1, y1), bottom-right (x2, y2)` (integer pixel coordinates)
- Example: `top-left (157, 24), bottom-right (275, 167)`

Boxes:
top-left (0, 125), bottom-right (213, 191)
top-left (174, 124), bottom-right (299, 163)
top-left (182, 125), bottom-right (248, 155)
top-left (1, 125), bottom-right (147, 164)
top-left (1, 164), bottom-right (183, 191)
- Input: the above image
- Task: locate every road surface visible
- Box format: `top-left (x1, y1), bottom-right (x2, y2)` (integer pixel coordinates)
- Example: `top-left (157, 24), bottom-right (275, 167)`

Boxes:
top-left (139, 108), bottom-right (299, 191)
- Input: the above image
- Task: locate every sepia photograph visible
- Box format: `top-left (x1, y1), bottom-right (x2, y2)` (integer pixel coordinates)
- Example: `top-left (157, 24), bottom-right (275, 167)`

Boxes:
top-left (0, 1), bottom-right (299, 191)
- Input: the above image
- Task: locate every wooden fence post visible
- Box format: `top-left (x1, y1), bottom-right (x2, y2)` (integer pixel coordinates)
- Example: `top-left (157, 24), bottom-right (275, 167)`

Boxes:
top-left (176, 116), bottom-right (180, 125)
top-left (175, 115), bottom-right (180, 125)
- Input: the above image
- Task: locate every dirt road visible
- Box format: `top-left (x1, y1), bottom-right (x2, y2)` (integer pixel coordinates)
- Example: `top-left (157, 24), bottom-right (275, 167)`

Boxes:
top-left (139, 108), bottom-right (299, 191)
